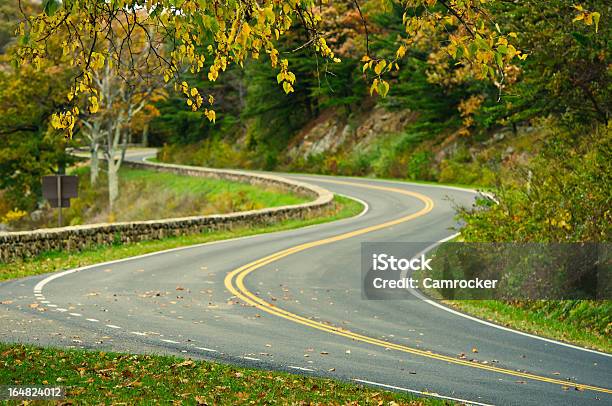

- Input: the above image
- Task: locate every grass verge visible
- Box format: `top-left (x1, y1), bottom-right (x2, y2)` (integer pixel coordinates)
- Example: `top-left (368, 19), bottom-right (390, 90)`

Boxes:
top-left (0, 196), bottom-right (362, 282)
top-left (415, 242), bottom-right (610, 353)
top-left (445, 300), bottom-right (611, 354)
top-left (0, 344), bottom-right (440, 405)
top-left (117, 167), bottom-right (309, 210)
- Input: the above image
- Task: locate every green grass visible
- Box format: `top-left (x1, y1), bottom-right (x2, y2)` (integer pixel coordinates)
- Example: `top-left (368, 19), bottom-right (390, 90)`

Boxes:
top-left (446, 300), bottom-right (611, 354)
top-left (119, 167), bottom-right (309, 209)
top-left (0, 344), bottom-right (440, 405)
top-left (0, 196), bottom-right (362, 282)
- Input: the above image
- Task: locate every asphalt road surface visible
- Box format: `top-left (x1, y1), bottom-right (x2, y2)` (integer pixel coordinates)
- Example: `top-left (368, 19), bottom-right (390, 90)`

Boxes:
top-left (1, 155), bottom-right (610, 405)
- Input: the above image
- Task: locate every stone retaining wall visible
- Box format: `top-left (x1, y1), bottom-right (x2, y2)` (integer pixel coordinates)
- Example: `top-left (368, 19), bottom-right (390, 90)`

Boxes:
top-left (0, 160), bottom-right (334, 262)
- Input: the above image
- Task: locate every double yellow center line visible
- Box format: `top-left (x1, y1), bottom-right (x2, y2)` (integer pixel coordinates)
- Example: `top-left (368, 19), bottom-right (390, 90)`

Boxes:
top-left (224, 178), bottom-right (611, 394)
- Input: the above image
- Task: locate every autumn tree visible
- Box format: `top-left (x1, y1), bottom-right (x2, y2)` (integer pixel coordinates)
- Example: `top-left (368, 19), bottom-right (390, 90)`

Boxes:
top-left (78, 46), bottom-right (166, 209)
top-left (14, 0), bottom-right (541, 134)
top-left (0, 53), bottom-right (74, 213)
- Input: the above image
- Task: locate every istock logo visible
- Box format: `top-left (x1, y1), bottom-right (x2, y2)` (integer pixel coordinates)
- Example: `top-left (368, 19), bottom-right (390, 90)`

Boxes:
top-left (372, 253), bottom-right (432, 271)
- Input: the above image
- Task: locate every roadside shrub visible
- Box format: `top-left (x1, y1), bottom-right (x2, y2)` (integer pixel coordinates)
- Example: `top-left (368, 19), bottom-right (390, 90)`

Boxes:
top-left (438, 160), bottom-right (496, 186)
top-left (407, 151), bottom-right (433, 181)
top-left (458, 124), bottom-right (611, 242)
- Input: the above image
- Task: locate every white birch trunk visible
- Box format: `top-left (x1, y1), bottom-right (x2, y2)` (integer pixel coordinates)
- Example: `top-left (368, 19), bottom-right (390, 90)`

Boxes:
top-left (90, 142), bottom-right (100, 184)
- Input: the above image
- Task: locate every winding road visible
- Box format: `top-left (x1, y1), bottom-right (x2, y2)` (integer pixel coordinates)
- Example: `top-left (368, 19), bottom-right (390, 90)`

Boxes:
top-left (1, 155), bottom-right (610, 405)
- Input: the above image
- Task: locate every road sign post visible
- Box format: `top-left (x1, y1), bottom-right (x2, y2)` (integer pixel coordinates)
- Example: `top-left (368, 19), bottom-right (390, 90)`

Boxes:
top-left (56, 176), bottom-right (61, 227)
top-left (42, 175), bottom-right (79, 227)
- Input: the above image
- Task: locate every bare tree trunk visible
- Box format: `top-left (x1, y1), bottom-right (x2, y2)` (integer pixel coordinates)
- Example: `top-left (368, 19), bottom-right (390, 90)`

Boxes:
top-left (90, 142), bottom-right (100, 184)
top-left (142, 123), bottom-right (149, 147)
top-left (105, 118), bottom-right (125, 211)
top-left (107, 158), bottom-right (119, 212)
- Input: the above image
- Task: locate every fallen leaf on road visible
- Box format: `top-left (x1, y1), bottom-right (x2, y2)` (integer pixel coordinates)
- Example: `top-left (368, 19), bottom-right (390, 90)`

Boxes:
top-left (471, 347), bottom-right (478, 353)
top-left (0, 300), bottom-right (13, 305)
top-left (29, 303), bottom-right (38, 308)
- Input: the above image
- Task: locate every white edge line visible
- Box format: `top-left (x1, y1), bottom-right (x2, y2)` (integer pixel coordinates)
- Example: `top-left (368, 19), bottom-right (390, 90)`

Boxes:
top-left (196, 347), bottom-right (218, 352)
top-left (68, 313), bottom-right (82, 317)
top-left (407, 234), bottom-right (612, 358)
top-left (333, 193), bottom-right (369, 219)
top-left (160, 339), bottom-right (179, 344)
top-left (354, 378), bottom-right (494, 406)
top-left (106, 324), bottom-right (121, 329)
top-left (288, 366), bottom-right (314, 372)
top-left (242, 356), bottom-right (261, 361)
top-left (130, 331), bottom-right (147, 336)
top-left (86, 318), bottom-right (98, 322)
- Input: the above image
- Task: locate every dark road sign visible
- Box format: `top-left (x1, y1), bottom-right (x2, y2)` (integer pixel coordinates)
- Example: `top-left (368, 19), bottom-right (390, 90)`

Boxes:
top-left (42, 175), bottom-right (78, 208)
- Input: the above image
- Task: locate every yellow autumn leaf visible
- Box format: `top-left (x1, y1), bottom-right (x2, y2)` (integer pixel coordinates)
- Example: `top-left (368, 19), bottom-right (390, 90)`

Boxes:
top-left (374, 60), bottom-right (387, 75)
top-left (282, 81), bottom-right (294, 94)
top-left (396, 45), bottom-right (406, 59)
top-left (205, 109), bottom-right (216, 123)
top-left (592, 12), bottom-right (600, 32)
top-left (89, 96), bottom-right (99, 114)
top-left (378, 80), bottom-right (390, 98)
